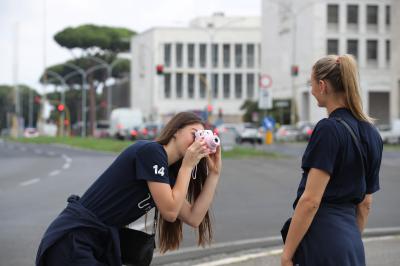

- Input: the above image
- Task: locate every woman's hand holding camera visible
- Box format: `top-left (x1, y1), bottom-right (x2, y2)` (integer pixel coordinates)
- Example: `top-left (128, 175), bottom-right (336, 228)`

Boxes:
top-left (182, 140), bottom-right (210, 170)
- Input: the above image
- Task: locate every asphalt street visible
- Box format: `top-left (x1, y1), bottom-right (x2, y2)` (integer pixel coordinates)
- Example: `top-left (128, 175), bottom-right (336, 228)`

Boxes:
top-left (1, 139), bottom-right (399, 265)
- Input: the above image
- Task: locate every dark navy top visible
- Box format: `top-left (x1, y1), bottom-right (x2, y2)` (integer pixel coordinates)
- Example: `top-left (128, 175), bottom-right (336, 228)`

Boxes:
top-left (80, 140), bottom-right (175, 227)
top-left (294, 108), bottom-right (383, 208)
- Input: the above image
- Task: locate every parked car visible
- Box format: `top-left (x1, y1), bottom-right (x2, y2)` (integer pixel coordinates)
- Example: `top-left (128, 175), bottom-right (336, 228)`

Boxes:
top-left (109, 108), bottom-right (143, 140)
top-left (379, 120), bottom-right (400, 144)
top-left (93, 120), bottom-right (110, 138)
top-left (296, 121), bottom-right (315, 141)
top-left (275, 125), bottom-right (300, 142)
top-left (214, 123), bottom-right (241, 150)
top-left (24, 127), bottom-right (39, 138)
top-left (135, 122), bottom-right (164, 140)
top-left (236, 123), bottom-right (263, 144)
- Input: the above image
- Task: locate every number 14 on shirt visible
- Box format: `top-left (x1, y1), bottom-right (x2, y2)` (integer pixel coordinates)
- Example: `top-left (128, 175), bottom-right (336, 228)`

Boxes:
top-left (153, 165), bottom-right (165, 177)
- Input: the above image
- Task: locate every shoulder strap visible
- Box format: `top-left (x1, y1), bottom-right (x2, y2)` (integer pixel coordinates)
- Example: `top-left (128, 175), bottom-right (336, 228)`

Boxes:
top-left (153, 208), bottom-right (158, 235)
top-left (333, 117), bottom-right (366, 179)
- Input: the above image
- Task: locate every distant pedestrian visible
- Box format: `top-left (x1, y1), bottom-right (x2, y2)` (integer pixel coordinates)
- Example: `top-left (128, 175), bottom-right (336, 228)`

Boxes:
top-left (36, 112), bottom-right (222, 266)
top-left (281, 54), bottom-right (383, 266)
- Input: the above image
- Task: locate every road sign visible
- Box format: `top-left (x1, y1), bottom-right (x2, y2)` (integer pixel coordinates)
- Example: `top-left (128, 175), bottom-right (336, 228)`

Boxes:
top-left (258, 89), bottom-right (272, 110)
top-left (259, 74), bottom-right (273, 89)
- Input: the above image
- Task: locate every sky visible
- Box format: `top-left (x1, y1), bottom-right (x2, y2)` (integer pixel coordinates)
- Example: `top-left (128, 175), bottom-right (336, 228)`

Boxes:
top-left (0, 0), bottom-right (260, 93)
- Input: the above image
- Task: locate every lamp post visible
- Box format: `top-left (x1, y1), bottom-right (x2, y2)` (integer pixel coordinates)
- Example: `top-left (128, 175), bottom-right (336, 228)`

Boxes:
top-left (64, 63), bottom-right (87, 137)
top-left (86, 56), bottom-right (126, 119)
top-left (46, 70), bottom-right (67, 136)
top-left (268, 0), bottom-right (316, 125)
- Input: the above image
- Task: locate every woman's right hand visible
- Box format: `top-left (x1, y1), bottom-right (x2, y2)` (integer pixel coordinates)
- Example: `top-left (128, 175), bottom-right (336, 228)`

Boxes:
top-left (181, 140), bottom-right (210, 169)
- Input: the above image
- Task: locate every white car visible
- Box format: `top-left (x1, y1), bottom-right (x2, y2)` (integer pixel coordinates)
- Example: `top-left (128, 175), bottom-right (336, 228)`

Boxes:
top-left (24, 128), bottom-right (39, 138)
top-left (379, 120), bottom-right (400, 144)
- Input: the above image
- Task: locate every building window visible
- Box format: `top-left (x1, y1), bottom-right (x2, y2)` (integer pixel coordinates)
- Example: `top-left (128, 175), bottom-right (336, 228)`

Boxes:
top-left (199, 73), bottom-right (207, 99)
top-left (367, 5), bottom-right (378, 25)
top-left (235, 74), bottom-right (242, 99)
top-left (212, 44), bottom-right (219, 67)
top-left (223, 44), bottom-right (230, 68)
top-left (235, 44), bottom-right (243, 68)
top-left (247, 44), bottom-right (255, 68)
top-left (386, 40), bottom-right (390, 63)
top-left (347, 5), bottom-right (358, 25)
top-left (188, 43), bottom-right (195, 68)
top-left (199, 44), bottom-right (207, 68)
top-left (223, 74), bottom-right (230, 98)
top-left (327, 4), bottom-right (339, 24)
top-left (164, 44), bottom-right (171, 67)
top-left (176, 73), bottom-right (183, 98)
top-left (188, 74), bottom-right (195, 99)
top-left (176, 43), bottom-right (183, 68)
top-left (327, 39), bottom-right (339, 55)
top-left (347, 40), bottom-right (358, 59)
top-left (367, 40), bottom-right (378, 64)
top-left (247, 74), bottom-right (255, 99)
top-left (386, 5), bottom-right (391, 26)
top-left (164, 73), bottom-right (171, 98)
top-left (212, 74), bottom-right (219, 99)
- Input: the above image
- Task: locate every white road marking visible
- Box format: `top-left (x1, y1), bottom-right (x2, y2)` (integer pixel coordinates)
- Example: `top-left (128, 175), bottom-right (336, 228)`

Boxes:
top-left (62, 163), bottom-right (70, 169)
top-left (49, 170), bottom-right (61, 176)
top-left (34, 149), bottom-right (43, 155)
top-left (193, 248), bottom-right (283, 266)
top-left (62, 154), bottom-right (72, 163)
top-left (20, 178), bottom-right (40, 186)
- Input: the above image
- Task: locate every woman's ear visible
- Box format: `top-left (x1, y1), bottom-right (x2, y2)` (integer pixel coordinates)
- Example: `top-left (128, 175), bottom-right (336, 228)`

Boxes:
top-left (318, 80), bottom-right (327, 95)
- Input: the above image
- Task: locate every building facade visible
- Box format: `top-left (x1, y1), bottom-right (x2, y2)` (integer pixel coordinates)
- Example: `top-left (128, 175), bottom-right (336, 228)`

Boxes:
top-left (262, 0), bottom-right (395, 125)
top-left (131, 14), bottom-right (261, 123)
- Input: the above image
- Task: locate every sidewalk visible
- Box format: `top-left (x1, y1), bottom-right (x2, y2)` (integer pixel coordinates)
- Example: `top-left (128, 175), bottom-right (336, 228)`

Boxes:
top-left (175, 235), bottom-right (400, 266)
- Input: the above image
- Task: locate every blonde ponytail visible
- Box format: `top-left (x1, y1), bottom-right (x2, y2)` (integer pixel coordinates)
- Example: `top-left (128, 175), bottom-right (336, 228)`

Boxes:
top-left (313, 54), bottom-right (373, 123)
top-left (338, 55), bottom-right (373, 123)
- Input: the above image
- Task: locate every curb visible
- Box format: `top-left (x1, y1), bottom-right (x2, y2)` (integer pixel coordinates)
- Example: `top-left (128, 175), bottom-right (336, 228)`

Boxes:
top-left (151, 227), bottom-right (400, 265)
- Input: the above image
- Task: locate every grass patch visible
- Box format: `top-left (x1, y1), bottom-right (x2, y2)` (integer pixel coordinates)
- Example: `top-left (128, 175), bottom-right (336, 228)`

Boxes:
top-left (7, 136), bottom-right (133, 153)
top-left (6, 136), bottom-right (282, 159)
top-left (383, 144), bottom-right (400, 152)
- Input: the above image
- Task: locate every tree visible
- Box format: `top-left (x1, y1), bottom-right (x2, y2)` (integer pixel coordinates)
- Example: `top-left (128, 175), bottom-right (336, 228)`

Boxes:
top-left (40, 24), bottom-right (135, 136)
top-left (0, 85), bottom-right (41, 131)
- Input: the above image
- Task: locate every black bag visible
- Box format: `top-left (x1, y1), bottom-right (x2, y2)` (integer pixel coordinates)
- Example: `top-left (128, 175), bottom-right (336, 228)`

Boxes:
top-left (280, 217), bottom-right (292, 243)
top-left (119, 209), bottom-right (158, 266)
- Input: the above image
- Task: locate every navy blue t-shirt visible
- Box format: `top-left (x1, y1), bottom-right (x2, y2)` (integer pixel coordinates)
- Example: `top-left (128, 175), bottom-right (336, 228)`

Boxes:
top-left (79, 141), bottom-right (175, 227)
top-left (294, 108), bottom-right (383, 208)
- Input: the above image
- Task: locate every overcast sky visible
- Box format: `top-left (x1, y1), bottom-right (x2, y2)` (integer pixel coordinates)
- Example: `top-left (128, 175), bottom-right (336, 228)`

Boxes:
top-left (0, 0), bottom-right (260, 93)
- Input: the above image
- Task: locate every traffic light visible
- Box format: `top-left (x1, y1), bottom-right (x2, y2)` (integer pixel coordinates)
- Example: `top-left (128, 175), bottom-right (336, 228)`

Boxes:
top-left (156, 64), bottom-right (164, 75)
top-left (57, 104), bottom-right (65, 112)
top-left (291, 65), bottom-right (299, 77)
top-left (207, 104), bottom-right (213, 113)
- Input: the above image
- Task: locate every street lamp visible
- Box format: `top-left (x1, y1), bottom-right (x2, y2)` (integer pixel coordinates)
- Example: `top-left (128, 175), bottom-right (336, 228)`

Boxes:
top-left (86, 56), bottom-right (127, 119)
top-left (46, 70), bottom-right (68, 136)
top-left (268, 0), bottom-right (316, 125)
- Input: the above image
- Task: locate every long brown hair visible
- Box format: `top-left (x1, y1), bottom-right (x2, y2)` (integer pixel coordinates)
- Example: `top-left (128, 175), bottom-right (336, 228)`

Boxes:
top-left (312, 54), bottom-right (373, 123)
top-left (155, 112), bottom-right (214, 253)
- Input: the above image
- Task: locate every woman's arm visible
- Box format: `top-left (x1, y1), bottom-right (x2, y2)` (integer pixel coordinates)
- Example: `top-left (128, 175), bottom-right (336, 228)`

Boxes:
top-left (148, 141), bottom-right (209, 222)
top-left (281, 168), bottom-right (330, 265)
top-left (356, 194), bottom-right (372, 233)
top-left (178, 146), bottom-right (222, 227)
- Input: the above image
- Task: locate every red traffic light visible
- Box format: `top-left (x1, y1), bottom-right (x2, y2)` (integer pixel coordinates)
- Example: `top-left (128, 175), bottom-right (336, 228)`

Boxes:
top-left (207, 104), bottom-right (213, 113)
top-left (156, 64), bottom-right (164, 75)
top-left (57, 104), bottom-right (65, 112)
top-left (291, 65), bottom-right (299, 77)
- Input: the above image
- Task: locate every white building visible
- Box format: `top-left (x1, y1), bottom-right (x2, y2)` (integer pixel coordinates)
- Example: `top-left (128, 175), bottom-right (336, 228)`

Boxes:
top-left (392, 1), bottom-right (400, 121)
top-left (262, 0), bottom-right (395, 125)
top-left (131, 13), bottom-right (261, 123)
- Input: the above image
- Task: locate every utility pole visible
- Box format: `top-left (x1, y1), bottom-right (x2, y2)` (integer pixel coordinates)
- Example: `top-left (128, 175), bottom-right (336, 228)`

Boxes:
top-left (12, 22), bottom-right (21, 138)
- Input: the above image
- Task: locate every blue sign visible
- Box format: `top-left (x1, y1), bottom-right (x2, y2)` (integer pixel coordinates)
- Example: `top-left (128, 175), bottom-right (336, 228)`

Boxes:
top-left (262, 116), bottom-right (275, 130)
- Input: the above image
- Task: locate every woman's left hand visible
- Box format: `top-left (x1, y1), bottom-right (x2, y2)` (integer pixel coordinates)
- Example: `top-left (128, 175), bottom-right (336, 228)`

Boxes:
top-left (206, 145), bottom-right (222, 177)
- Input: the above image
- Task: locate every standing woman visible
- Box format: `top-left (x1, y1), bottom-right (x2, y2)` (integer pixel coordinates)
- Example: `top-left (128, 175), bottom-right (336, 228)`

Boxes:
top-left (281, 55), bottom-right (383, 266)
top-left (36, 112), bottom-right (222, 265)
